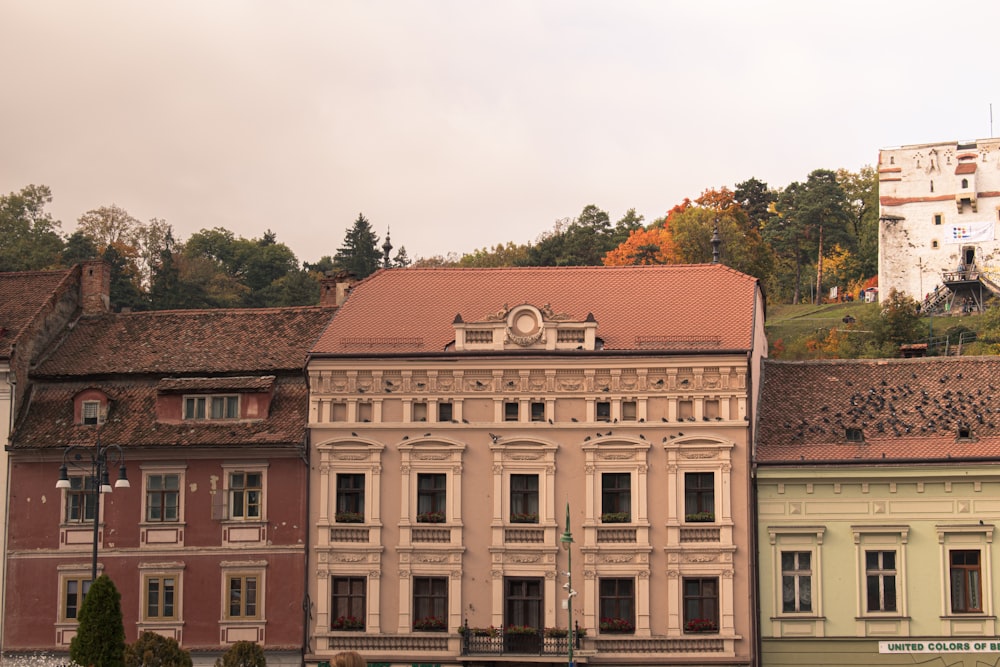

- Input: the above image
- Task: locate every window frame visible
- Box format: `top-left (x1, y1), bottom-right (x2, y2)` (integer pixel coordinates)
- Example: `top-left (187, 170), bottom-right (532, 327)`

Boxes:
top-left (61, 575), bottom-right (92, 622)
top-left (225, 572), bottom-right (262, 620)
top-left (412, 576), bottom-right (448, 631)
top-left (682, 577), bottom-right (719, 633)
top-left (335, 472), bottom-right (366, 522)
top-left (935, 524), bottom-right (992, 620)
top-left (416, 472), bottom-right (448, 521)
top-left (601, 471), bottom-right (631, 521)
top-left (950, 549), bottom-right (983, 614)
top-left (768, 526), bottom-right (825, 623)
top-left (780, 551), bottom-right (813, 613)
top-left (224, 467), bottom-right (266, 522)
top-left (143, 574), bottom-right (178, 621)
top-left (865, 550), bottom-right (898, 613)
top-left (598, 578), bottom-right (635, 633)
top-left (504, 401), bottom-right (519, 422)
top-left (183, 393), bottom-right (239, 421)
top-left (81, 400), bottom-right (102, 425)
top-left (330, 576), bottom-right (367, 631)
top-left (509, 473), bottom-right (539, 523)
top-left (144, 472), bottom-right (181, 523)
top-left (684, 472), bottom-right (715, 521)
top-left (63, 476), bottom-right (97, 524)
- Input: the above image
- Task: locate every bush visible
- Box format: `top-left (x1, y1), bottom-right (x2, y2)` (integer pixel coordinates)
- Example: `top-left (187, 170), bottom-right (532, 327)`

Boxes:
top-left (125, 631), bottom-right (192, 667)
top-left (70, 574), bottom-right (126, 667)
top-left (214, 642), bottom-right (265, 667)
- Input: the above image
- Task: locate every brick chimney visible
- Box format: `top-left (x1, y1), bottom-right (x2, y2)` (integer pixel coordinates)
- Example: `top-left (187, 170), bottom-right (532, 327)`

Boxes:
top-left (80, 260), bottom-right (111, 315)
top-left (320, 271), bottom-right (357, 307)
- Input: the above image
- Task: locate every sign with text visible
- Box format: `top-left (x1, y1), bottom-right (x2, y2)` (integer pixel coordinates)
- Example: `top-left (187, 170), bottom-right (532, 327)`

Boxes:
top-left (880, 640), bottom-right (1000, 654)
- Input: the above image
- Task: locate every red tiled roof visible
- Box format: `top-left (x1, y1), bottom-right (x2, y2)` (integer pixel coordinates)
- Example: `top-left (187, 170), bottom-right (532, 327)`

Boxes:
top-left (156, 376), bottom-right (276, 393)
top-left (34, 306), bottom-right (337, 377)
top-left (312, 265), bottom-right (760, 355)
top-left (11, 378), bottom-right (307, 450)
top-left (0, 269), bottom-right (73, 359)
top-left (956, 163), bottom-right (978, 175)
top-left (757, 357), bottom-right (1000, 464)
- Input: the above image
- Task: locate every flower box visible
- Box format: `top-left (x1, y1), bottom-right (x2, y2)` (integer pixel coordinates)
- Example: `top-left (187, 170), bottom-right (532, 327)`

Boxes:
top-left (600, 512), bottom-right (630, 524)
top-left (459, 625), bottom-right (498, 637)
top-left (504, 625), bottom-right (538, 636)
top-left (331, 615), bottom-right (364, 631)
top-left (416, 511), bottom-right (446, 523)
top-left (543, 627), bottom-right (568, 638)
top-left (510, 512), bottom-right (538, 524)
top-left (335, 511), bottom-right (365, 523)
top-left (685, 618), bottom-right (719, 633)
top-left (504, 627), bottom-right (541, 653)
top-left (599, 617), bottom-right (635, 633)
top-left (413, 616), bottom-right (447, 631)
top-left (685, 511), bottom-right (715, 523)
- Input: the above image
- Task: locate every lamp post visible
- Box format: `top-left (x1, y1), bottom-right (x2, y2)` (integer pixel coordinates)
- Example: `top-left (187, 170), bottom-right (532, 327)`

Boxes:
top-left (559, 502), bottom-right (575, 667)
top-left (55, 439), bottom-right (130, 581)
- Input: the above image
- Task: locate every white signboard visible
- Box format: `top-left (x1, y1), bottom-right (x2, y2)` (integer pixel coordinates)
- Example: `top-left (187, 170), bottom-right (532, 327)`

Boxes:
top-left (880, 640), bottom-right (1000, 654)
top-left (946, 220), bottom-right (995, 244)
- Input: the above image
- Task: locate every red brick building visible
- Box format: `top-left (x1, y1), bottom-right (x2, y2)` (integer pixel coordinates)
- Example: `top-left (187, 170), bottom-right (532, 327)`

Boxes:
top-left (5, 263), bottom-right (335, 665)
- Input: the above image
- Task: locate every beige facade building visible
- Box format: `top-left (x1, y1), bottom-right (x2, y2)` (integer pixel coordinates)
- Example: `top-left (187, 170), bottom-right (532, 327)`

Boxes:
top-left (306, 265), bottom-right (765, 667)
top-left (879, 137), bottom-right (1000, 307)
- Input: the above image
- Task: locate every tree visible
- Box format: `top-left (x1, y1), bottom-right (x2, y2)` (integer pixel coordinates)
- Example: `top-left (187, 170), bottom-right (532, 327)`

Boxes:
top-left (459, 242), bottom-right (530, 267)
top-left (603, 225), bottom-right (676, 266)
top-left (334, 214), bottom-right (381, 279)
top-left (70, 574), bottom-right (126, 667)
top-left (125, 631), bottom-right (193, 667)
top-left (392, 246), bottom-right (412, 268)
top-left (62, 230), bottom-right (100, 266)
top-left (734, 177), bottom-right (775, 231)
top-left (104, 242), bottom-right (147, 311)
top-left (524, 206), bottom-right (621, 266)
top-left (0, 184), bottom-right (64, 271)
top-left (215, 641), bottom-right (266, 667)
top-left (836, 166), bottom-right (879, 283)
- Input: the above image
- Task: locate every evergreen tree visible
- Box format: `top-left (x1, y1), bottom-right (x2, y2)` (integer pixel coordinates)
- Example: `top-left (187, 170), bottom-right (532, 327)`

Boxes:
top-left (70, 574), bottom-right (126, 667)
top-left (125, 631), bottom-right (193, 667)
top-left (334, 213), bottom-right (381, 279)
top-left (62, 230), bottom-right (101, 266)
top-left (215, 641), bottom-right (266, 667)
top-left (104, 243), bottom-right (147, 312)
top-left (393, 245), bottom-right (412, 268)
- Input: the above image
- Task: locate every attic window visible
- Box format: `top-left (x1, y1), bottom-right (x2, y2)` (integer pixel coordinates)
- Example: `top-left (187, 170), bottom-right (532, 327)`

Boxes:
top-left (184, 395), bottom-right (238, 420)
top-left (82, 401), bottom-right (102, 425)
top-left (957, 425), bottom-right (973, 440)
top-left (846, 428), bottom-right (864, 443)
top-left (596, 401), bottom-right (611, 422)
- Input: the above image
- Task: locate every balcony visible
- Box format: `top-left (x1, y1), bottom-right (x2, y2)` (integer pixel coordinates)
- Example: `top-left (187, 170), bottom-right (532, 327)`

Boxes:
top-left (460, 626), bottom-right (582, 657)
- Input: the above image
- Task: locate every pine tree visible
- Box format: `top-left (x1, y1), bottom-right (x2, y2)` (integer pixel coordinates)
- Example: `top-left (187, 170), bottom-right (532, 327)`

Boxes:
top-left (334, 213), bottom-right (381, 279)
top-left (70, 574), bottom-right (126, 667)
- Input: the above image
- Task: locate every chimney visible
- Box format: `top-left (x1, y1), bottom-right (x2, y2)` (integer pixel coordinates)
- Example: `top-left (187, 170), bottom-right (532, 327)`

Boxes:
top-left (320, 270), bottom-right (357, 307)
top-left (81, 260), bottom-right (111, 315)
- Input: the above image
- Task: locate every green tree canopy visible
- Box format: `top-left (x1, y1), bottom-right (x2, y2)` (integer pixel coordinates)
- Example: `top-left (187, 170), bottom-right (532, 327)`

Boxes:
top-left (334, 213), bottom-right (382, 279)
top-left (70, 574), bottom-right (126, 667)
top-left (0, 184), bottom-right (64, 271)
top-left (125, 631), bottom-right (193, 667)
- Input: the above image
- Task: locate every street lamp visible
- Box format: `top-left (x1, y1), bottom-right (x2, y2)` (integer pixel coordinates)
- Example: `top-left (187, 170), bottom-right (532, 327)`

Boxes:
top-left (56, 439), bottom-right (130, 581)
top-left (559, 502), bottom-right (575, 667)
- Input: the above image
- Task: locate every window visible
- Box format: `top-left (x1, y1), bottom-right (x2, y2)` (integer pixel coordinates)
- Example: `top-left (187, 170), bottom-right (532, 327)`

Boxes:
top-left (146, 473), bottom-right (180, 522)
top-left (599, 578), bottom-right (635, 633)
top-left (336, 473), bottom-right (365, 522)
top-left (228, 472), bottom-right (261, 520)
top-left (601, 472), bottom-right (631, 522)
top-left (505, 578), bottom-right (542, 629)
top-left (962, 178), bottom-right (969, 189)
top-left (82, 400), bottom-right (101, 425)
top-left (63, 577), bottom-right (92, 620)
top-left (331, 576), bottom-right (366, 630)
top-left (227, 574), bottom-right (260, 619)
top-left (683, 578), bottom-right (718, 632)
top-left (412, 577), bottom-right (448, 631)
top-left (596, 401), bottom-right (611, 422)
top-left (437, 402), bottom-right (453, 422)
top-left (184, 395), bottom-right (238, 420)
top-left (781, 551), bottom-right (812, 612)
top-left (934, 213), bottom-right (943, 225)
top-left (510, 474), bottom-right (539, 523)
top-left (417, 473), bottom-right (447, 522)
top-left (65, 477), bottom-right (96, 523)
top-left (530, 402), bottom-right (545, 422)
top-left (684, 472), bottom-right (715, 521)
top-left (846, 428), bottom-right (864, 442)
top-left (950, 550), bottom-right (982, 613)
top-left (504, 402), bottom-right (519, 422)
top-left (144, 575), bottom-right (176, 620)
top-left (866, 551), bottom-right (897, 612)
top-left (622, 401), bottom-right (637, 421)
top-left (932, 240), bottom-right (940, 248)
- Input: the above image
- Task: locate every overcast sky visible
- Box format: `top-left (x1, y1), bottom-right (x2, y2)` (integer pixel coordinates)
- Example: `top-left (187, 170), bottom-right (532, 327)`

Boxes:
top-left (3, 1), bottom-right (999, 264)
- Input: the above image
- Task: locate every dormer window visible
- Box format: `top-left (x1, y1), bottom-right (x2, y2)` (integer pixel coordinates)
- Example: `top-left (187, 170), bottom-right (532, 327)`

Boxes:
top-left (184, 395), bottom-right (238, 420)
top-left (82, 401), bottom-right (102, 425)
top-left (846, 428), bottom-right (864, 443)
top-left (958, 425), bottom-right (973, 440)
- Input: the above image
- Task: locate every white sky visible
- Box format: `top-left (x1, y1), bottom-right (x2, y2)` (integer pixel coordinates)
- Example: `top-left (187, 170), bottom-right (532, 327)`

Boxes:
top-left (3, 1), bottom-right (999, 264)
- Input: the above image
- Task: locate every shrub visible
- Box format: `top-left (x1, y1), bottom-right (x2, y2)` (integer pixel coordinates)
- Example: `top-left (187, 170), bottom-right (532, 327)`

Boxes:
top-left (70, 574), bottom-right (126, 667)
top-left (214, 641), bottom-right (265, 667)
top-left (125, 631), bottom-right (193, 667)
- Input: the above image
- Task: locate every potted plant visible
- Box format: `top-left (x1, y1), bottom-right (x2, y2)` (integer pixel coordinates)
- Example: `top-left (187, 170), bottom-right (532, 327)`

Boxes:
top-left (413, 616), bottom-right (447, 631)
top-left (335, 510), bottom-right (365, 523)
top-left (416, 510), bottom-right (446, 523)
top-left (459, 625), bottom-right (498, 637)
top-left (685, 511), bottom-right (715, 523)
top-left (599, 617), bottom-right (635, 633)
top-left (510, 512), bottom-right (538, 524)
top-left (543, 627), bottom-right (568, 638)
top-left (685, 618), bottom-right (719, 633)
top-left (600, 511), bottom-right (630, 524)
top-left (331, 615), bottom-right (364, 631)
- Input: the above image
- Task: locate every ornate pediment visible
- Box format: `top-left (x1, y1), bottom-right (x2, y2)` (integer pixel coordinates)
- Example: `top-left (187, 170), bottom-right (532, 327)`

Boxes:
top-left (453, 303), bottom-right (598, 351)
